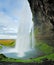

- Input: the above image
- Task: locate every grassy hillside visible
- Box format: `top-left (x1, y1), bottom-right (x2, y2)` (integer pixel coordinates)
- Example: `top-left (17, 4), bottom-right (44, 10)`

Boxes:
top-left (0, 39), bottom-right (15, 47)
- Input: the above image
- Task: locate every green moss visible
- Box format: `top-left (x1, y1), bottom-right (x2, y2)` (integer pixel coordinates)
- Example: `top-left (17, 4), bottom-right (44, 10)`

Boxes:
top-left (36, 40), bottom-right (54, 54)
top-left (9, 41), bottom-right (15, 47)
top-left (0, 53), bottom-right (54, 63)
top-left (0, 46), bottom-right (2, 50)
top-left (34, 27), bottom-right (54, 54)
top-left (34, 27), bottom-right (39, 34)
top-left (34, 53), bottom-right (54, 63)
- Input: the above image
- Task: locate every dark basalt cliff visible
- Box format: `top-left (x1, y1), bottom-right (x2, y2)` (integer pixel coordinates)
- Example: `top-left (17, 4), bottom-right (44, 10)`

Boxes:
top-left (28, 0), bottom-right (54, 46)
top-left (28, 0), bottom-right (54, 29)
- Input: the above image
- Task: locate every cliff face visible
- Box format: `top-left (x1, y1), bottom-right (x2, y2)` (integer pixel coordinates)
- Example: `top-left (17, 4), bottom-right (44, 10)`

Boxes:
top-left (28, 0), bottom-right (54, 46)
top-left (28, 0), bottom-right (54, 29)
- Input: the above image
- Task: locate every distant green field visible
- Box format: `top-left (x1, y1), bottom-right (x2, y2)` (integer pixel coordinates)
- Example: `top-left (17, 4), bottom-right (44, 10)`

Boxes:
top-left (0, 39), bottom-right (15, 47)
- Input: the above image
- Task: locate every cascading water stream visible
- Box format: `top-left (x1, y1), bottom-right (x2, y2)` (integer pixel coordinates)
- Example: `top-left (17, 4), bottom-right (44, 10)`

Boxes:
top-left (0, 0), bottom-right (35, 58)
top-left (15, 6), bottom-right (33, 53)
top-left (31, 23), bottom-right (35, 49)
top-left (14, 0), bottom-right (34, 56)
top-left (0, 0), bottom-right (43, 59)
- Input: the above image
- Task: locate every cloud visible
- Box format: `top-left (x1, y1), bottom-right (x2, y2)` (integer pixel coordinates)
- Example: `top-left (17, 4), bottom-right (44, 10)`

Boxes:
top-left (0, 12), bottom-right (19, 27)
top-left (0, 0), bottom-right (24, 18)
top-left (18, 0), bottom-right (33, 33)
top-left (0, 0), bottom-right (33, 34)
top-left (0, 0), bottom-right (24, 34)
top-left (0, 12), bottom-right (19, 34)
top-left (0, 0), bottom-right (25, 27)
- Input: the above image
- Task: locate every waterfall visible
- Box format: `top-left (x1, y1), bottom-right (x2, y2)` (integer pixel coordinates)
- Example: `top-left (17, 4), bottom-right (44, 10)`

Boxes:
top-left (32, 23), bottom-right (35, 49)
top-left (0, 0), bottom-right (35, 58)
top-left (15, 0), bottom-right (33, 56)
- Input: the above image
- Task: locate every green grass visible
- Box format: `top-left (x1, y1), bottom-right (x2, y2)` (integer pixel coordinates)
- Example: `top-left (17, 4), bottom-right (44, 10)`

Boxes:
top-left (34, 27), bottom-right (39, 34)
top-left (34, 27), bottom-right (54, 54)
top-left (9, 41), bottom-right (15, 47)
top-left (33, 53), bottom-right (54, 63)
top-left (0, 39), bottom-right (15, 47)
top-left (36, 40), bottom-right (54, 54)
top-left (0, 53), bottom-right (54, 63)
top-left (0, 46), bottom-right (2, 50)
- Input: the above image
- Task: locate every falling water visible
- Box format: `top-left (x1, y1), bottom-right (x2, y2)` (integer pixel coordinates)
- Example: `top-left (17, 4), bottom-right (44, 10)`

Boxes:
top-left (15, 0), bottom-right (34, 56)
top-left (0, 0), bottom-right (36, 58)
top-left (31, 23), bottom-right (35, 49)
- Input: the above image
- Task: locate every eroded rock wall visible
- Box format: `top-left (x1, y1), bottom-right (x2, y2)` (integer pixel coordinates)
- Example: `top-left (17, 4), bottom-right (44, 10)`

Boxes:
top-left (28, 0), bottom-right (54, 46)
top-left (28, 0), bottom-right (54, 28)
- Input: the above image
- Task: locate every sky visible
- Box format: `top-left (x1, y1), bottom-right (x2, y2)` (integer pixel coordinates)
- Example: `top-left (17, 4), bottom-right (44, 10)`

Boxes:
top-left (0, 0), bottom-right (32, 35)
